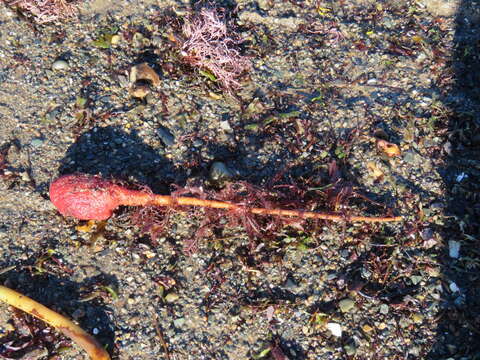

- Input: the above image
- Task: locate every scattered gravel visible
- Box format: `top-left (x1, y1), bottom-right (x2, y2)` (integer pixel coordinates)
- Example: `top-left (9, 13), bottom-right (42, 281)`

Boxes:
top-left (0, 0), bottom-right (479, 359)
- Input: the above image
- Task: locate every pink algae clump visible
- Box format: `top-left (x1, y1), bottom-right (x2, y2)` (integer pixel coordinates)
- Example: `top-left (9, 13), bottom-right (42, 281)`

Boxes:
top-left (49, 174), bottom-right (121, 221)
top-left (181, 7), bottom-right (251, 91)
top-left (6, 0), bottom-right (78, 24)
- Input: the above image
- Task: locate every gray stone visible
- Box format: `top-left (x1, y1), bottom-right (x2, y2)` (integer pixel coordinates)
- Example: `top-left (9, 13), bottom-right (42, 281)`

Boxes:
top-left (344, 344), bottom-right (356, 356)
top-left (422, 0), bottom-right (457, 17)
top-left (157, 126), bottom-right (175, 147)
top-left (173, 317), bottom-right (185, 328)
top-left (326, 273), bottom-right (337, 281)
top-left (410, 275), bottom-right (422, 285)
top-left (193, 139), bottom-right (204, 147)
top-left (379, 304), bottom-right (389, 314)
top-left (209, 161), bottom-right (233, 183)
top-left (30, 138), bottom-right (43, 147)
top-left (339, 298), bottom-right (355, 313)
top-left (399, 317), bottom-right (410, 328)
top-left (448, 240), bottom-right (460, 259)
top-left (284, 278), bottom-right (298, 290)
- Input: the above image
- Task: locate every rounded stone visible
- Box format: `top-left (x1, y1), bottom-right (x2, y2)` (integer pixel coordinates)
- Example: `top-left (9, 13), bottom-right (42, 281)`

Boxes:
top-left (209, 161), bottom-right (233, 183)
top-left (30, 138), bottom-right (43, 147)
top-left (379, 304), bottom-right (389, 314)
top-left (165, 292), bottom-right (180, 303)
top-left (51, 59), bottom-right (69, 71)
top-left (339, 298), bottom-right (355, 313)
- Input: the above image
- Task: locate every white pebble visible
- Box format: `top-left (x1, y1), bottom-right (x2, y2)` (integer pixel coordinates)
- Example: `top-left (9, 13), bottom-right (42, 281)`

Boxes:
top-left (448, 240), bottom-right (460, 259)
top-left (449, 282), bottom-right (460, 293)
top-left (219, 120), bottom-right (232, 131)
top-left (456, 172), bottom-right (468, 182)
top-left (326, 322), bottom-right (342, 337)
top-left (52, 59), bottom-right (69, 71)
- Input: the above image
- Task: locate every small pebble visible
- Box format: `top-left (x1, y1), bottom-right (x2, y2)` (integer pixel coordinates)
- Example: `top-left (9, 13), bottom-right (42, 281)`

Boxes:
top-left (362, 324), bottom-right (373, 332)
top-left (344, 344), bottom-right (356, 356)
top-left (339, 298), bottom-right (355, 313)
top-left (412, 313), bottom-right (423, 324)
top-left (72, 309), bottom-right (85, 320)
top-left (456, 172), bottom-right (468, 182)
top-left (111, 34), bottom-right (121, 45)
top-left (377, 322), bottom-right (387, 330)
top-left (157, 126), bottom-right (175, 147)
top-left (209, 161), bottom-right (233, 183)
top-left (165, 292), bottom-right (180, 303)
top-left (130, 84), bottom-right (150, 99)
top-left (173, 318), bottom-right (185, 328)
top-left (448, 240), bottom-right (460, 259)
top-left (326, 322), bottom-right (342, 337)
top-left (326, 273), bottom-right (337, 281)
top-left (219, 120), bottom-right (232, 131)
top-left (449, 282), bottom-right (460, 293)
top-left (51, 59), bottom-right (69, 70)
top-left (193, 139), bottom-right (204, 147)
top-left (410, 275), bottom-right (422, 285)
top-left (117, 75), bottom-right (129, 88)
top-left (30, 138), bottom-right (43, 147)
top-left (379, 304), bottom-right (389, 314)
top-left (258, 0), bottom-right (271, 10)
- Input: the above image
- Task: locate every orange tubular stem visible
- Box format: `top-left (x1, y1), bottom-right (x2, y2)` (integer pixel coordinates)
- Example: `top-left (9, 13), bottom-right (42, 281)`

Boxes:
top-left (0, 285), bottom-right (110, 360)
top-left (148, 195), bottom-right (401, 223)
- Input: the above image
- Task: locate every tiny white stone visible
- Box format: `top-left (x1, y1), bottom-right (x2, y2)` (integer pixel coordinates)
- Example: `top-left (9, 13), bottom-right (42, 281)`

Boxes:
top-left (449, 282), bottom-right (460, 293)
top-left (219, 120), bottom-right (232, 131)
top-left (456, 172), bottom-right (468, 182)
top-left (423, 238), bottom-right (437, 249)
top-left (326, 322), bottom-right (342, 337)
top-left (448, 240), bottom-right (460, 259)
top-left (417, 52), bottom-right (427, 62)
top-left (93, 328), bottom-right (99, 335)
top-left (52, 59), bottom-right (69, 71)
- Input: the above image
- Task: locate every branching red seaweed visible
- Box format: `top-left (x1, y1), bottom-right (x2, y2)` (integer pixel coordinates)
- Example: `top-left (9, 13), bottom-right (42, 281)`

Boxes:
top-left (50, 173), bottom-right (402, 254)
top-left (180, 6), bottom-right (251, 91)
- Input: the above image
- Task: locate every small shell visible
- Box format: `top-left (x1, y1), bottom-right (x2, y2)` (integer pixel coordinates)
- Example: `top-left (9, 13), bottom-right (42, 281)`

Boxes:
top-left (376, 139), bottom-right (401, 157)
top-left (130, 62), bottom-right (160, 87)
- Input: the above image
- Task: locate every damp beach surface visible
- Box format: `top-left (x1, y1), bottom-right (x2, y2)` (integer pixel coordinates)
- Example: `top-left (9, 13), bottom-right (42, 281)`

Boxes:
top-left (0, 0), bottom-right (478, 359)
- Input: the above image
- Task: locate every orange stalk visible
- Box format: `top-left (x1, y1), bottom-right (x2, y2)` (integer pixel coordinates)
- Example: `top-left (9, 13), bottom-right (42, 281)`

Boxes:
top-left (0, 285), bottom-right (110, 360)
top-left (49, 174), bottom-right (401, 223)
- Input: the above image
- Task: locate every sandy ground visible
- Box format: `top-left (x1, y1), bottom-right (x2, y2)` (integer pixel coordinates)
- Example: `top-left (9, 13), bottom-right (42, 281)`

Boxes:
top-left (0, 0), bottom-right (479, 359)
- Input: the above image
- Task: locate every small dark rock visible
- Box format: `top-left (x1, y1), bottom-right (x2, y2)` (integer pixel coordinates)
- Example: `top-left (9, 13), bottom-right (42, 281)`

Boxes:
top-left (157, 126), bottom-right (175, 147)
top-left (209, 161), bottom-right (234, 185)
